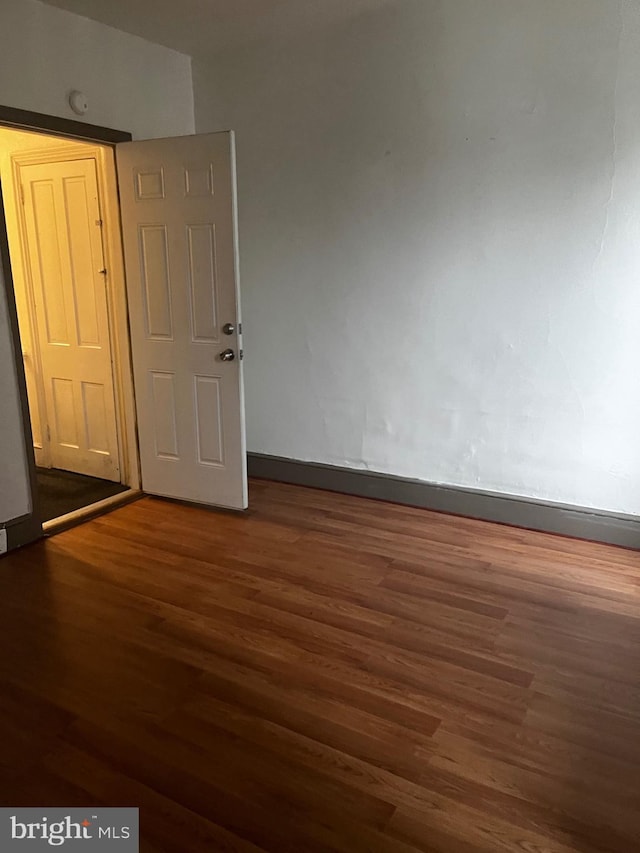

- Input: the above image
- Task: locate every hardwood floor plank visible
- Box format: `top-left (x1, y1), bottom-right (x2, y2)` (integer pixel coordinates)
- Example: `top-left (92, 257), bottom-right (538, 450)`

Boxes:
top-left (388, 804), bottom-right (589, 853)
top-left (191, 651), bottom-right (436, 780)
top-left (428, 732), bottom-right (640, 851)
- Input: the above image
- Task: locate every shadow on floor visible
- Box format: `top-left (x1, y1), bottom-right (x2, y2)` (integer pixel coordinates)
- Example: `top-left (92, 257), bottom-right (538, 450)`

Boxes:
top-left (36, 467), bottom-right (129, 522)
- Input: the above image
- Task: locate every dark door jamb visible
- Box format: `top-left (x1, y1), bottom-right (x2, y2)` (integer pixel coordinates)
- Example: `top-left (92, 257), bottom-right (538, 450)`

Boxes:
top-left (0, 104), bottom-right (132, 144)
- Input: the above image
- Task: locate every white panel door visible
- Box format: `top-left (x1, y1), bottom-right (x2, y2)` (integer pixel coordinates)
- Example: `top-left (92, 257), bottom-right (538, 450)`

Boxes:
top-left (116, 132), bottom-right (247, 509)
top-left (21, 158), bottom-right (120, 482)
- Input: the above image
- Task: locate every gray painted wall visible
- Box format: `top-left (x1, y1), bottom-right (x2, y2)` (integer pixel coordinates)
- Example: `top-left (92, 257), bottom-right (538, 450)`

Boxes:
top-left (0, 254), bottom-right (31, 526)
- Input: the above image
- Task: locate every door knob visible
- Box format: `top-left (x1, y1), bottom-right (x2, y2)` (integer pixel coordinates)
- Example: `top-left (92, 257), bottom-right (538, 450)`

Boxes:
top-left (219, 348), bottom-right (235, 362)
top-left (222, 322), bottom-right (235, 335)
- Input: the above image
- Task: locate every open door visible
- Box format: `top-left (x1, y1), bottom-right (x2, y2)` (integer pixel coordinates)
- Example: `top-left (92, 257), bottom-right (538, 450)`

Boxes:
top-left (116, 132), bottom-right (247, 510)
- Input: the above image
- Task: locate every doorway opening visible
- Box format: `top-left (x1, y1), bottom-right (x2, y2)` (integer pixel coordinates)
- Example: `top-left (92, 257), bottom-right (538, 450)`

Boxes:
top-left (1, 106), bottom-right (247, 553)
top-left (0, 124), bottom-right (140, 530)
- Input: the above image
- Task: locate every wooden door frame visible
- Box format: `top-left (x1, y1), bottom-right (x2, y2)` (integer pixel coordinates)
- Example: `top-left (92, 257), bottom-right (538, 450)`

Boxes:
top-left (0, 104), bottom-right (134, 550)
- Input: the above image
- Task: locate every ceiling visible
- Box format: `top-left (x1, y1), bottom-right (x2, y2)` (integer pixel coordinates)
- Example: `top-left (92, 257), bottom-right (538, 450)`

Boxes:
top-left (38, 0), bottom-right (392, 58)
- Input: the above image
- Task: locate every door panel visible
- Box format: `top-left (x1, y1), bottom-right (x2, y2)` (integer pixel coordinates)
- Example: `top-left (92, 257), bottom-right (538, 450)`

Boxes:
top-left (21, 158), bottom-right (120, 481)
top-left (139, 225), bottom-right (173, 339)
top-left (116, 132), bottom-right (247, 509)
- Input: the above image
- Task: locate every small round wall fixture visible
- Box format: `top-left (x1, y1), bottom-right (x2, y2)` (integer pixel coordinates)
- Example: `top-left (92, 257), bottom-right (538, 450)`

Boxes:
top-left (68, 90), bottom-right (89, 116)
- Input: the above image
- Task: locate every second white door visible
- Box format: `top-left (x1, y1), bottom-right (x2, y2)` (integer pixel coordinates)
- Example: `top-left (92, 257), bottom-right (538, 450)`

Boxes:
top-left (21, 157), bottom-right (120, 482)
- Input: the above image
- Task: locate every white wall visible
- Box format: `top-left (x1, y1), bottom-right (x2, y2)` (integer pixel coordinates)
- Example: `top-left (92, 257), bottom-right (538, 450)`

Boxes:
top-left (194, 0), bottom-right (640, 515)
top-left (0, 0), bottom-right (194, 527)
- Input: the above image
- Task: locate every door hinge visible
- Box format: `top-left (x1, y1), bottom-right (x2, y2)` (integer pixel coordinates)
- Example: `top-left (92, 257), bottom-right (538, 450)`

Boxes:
top-left (239, 349), bottom-right (244, 360)
top-left (238, 322), bottom-right (242, 335)
top-left (46, 424), bottom-right (51, 443)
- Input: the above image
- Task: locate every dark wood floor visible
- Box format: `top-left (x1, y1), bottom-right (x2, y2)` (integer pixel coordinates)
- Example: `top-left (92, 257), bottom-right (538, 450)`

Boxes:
top-left (1, 480), bottom-right (640, 852)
